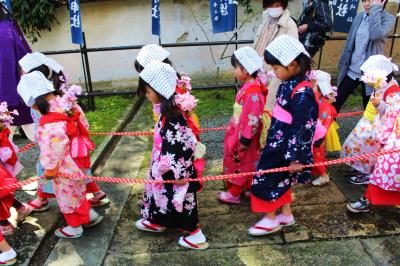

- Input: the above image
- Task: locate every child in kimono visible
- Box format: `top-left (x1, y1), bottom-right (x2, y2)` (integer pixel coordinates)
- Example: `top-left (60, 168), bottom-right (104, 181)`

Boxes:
top-left (134, 45), bottom-right (205, 178)
top-left (218, 46), bottom-right (268, 204)
top-left (309, 70), bottom-right (340, 186)
top-left (0, 102), bottom-right (32, 236)
top-left (134, 62), bottom-right (208, 250)
top-left (347, 55), bottom-right (400, 213)
top-left (17, 71), bottom-right (103, 238)
top-left (249, 35), bottom-right (318, 236)
top-left (0, 231), bottom-right (17, 265)
top-left (341, 55), bottom-right (393, 186)
top-left (18, 52), bottom-right (109, 212)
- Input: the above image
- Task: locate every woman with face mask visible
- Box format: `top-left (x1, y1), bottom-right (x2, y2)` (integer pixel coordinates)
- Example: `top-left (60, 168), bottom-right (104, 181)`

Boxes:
top-left (253, 0), bottom-right (298, 111)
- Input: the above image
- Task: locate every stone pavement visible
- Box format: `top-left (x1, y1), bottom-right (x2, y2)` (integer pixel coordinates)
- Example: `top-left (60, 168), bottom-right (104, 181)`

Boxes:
top-left (6, 102), bottom-right (400, 265)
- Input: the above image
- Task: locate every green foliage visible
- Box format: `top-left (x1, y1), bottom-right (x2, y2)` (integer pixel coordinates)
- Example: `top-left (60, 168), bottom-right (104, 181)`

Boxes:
top-left (192, 88), bottom-right (236, 119)
top-left (237, 0), bottom-right (254, 13)
top-left (12, 0), bottom-right (64, 43)
top-left (82, 95), bottom-right (134, 147)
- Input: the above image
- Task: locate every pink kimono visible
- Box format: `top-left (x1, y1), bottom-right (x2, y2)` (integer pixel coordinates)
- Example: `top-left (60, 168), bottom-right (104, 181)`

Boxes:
top-left (369, 85), bottom-right (400, 193)
top-left (223, 78), bottom-right (267, 192)
top-left (37, 97), bottom-right (90, 227)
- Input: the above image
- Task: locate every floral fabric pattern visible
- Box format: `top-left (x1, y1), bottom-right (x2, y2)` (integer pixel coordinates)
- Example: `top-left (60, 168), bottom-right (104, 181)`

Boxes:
top-left (223, 78), bottom-right (266, 187)
top-left (36, 97), bottom-right (86, 214)
top-left (251, 77), bottom-right (318, 202)
top-left (140, 114), bottom-right (201, 232)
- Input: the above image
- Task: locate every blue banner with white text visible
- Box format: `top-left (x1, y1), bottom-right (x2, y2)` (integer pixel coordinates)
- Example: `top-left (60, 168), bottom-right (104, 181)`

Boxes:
top-left (152, 0), bottom-right (160, 36)
top-left (69, 0), bottom-right (83, 45)
top-left (210, 0), bottom-right (236, 33)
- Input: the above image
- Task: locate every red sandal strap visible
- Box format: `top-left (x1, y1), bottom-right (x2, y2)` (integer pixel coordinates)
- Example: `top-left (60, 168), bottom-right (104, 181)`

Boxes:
top-left (253, 226), bottom-right (274, 231)
top-left (27, 199), bottom-right (48, 209)
top-left (58, 227), bottom-right (74, 237)
top-left (183, 236), bottom-right (200, 249)
top-left (141, 220), bottom-right (161, 232)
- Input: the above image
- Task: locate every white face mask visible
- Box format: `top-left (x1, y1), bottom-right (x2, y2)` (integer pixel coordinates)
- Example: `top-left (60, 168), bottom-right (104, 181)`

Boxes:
top-left (266, 7), bottom-right (283, 18)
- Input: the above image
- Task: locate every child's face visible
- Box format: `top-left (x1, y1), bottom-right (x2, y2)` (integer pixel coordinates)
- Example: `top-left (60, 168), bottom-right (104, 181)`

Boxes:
top-left (234, 65), bottom-right (249, 81)
top-left (271, 65), bottom-right (291, 81)
top-left (271, 61), bottom-right (300, 81)
top-left (145, 86), bottom-right (161, 104)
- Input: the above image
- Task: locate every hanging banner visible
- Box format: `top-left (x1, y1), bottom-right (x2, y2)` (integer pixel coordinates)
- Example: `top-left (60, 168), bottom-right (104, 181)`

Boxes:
top-left (69, 0), bottom-right (83, 45)
top-left (152, 0), bottom-right (160, 36)
top-left (332, 0), bottom-right (360, 33)
top-left (210, 0), bottom-right (236, 33)
top-left (1, 0), bottom-right (12, 14)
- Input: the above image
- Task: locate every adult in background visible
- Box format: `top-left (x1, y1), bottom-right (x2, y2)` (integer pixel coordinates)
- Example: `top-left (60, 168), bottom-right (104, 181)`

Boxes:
top-left (334, 0), bottom-right (395, 112)
top-left (297, 0), bottom-right (333, 57)
top-left (253, 0), bottom-right (298, 110)
top-left (0, 5), bottom-right (35, 141)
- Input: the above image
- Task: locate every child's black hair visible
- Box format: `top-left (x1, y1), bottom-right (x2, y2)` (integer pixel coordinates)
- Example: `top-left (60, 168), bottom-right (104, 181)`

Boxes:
top-left (231, 53), bottom-right (258, 79)
top-left (29, 65), bottom-right (66, 96)
top-left (137, 77), bottom-right (180, 117)
top-left (264, 50), bottom-right (312, 80)
top-left (134, 58), bottom-right (181, 76)
top-left (386, 72), bottom-right (395, 83)
top-left (34, 93), bottom-right (52, 115)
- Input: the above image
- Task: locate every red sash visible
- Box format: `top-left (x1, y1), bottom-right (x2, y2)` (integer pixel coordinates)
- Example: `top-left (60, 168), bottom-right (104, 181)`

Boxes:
top-left (0, 128), bottom-right (17, 166)
top-left (39, 110), bottom-right (95, 168)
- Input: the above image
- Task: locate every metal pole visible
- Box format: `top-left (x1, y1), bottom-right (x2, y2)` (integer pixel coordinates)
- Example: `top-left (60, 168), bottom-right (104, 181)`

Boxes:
top-left (317, 45), bottom-right (323, 69)
top-left (80, 44), bottom-right (89, 106)
top-left (82, 32), bottom-right (95, 111)
top-left (389, 3), bottom-right (400, 58)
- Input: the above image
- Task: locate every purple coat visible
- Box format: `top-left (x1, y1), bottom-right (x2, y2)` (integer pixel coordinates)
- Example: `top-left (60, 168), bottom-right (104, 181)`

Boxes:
top-left (0, 20), bottom-right (33, 125)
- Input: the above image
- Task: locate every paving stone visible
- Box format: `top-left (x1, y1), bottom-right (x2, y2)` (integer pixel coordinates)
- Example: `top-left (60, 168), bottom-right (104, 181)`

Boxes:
top-left (283, 224), bottom-right (310, 243)
top-left (104, 238), bottom-right (374, 266)
top-left (361, 235), bottom-right (400, 265)
top-left (5, 202), bottom-right (61, 266)
top-left (292, 204), bottom-right (400, 239)
top-left (292, 181), bottom-right (347, 206)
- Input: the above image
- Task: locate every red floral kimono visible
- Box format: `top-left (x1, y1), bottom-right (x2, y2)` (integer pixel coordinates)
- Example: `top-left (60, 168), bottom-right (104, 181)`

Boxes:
top-left (223, 78), bottom-right (267, 194)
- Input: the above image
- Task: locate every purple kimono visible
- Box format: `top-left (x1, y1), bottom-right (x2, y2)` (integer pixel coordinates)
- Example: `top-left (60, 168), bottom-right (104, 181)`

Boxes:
top-left (0, 20), bottom-right (33, 126)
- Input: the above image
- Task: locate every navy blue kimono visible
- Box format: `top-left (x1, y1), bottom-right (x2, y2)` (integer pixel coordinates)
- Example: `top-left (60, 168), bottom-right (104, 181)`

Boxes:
top-left (251, 76), bottom-right (319, 201)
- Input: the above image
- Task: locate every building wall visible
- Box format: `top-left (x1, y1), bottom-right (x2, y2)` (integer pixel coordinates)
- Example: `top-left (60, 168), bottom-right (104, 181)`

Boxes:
top-left (30, 0), bottom-right (303, 86)
top-left (29, 0), bottom-right (399, 87)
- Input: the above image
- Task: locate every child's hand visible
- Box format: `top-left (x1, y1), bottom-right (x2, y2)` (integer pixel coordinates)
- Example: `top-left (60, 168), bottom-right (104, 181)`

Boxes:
top-left (371, 96), bottom-right (380, 107)
top-left (288, 161), bottom-right (304, 173)
top-left (175, 179), bottom-right (188, 186)
top-left (298, 24), bottom-right (308, 34)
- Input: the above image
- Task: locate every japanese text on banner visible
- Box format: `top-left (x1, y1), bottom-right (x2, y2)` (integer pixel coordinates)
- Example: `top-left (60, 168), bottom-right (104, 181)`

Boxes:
top-left (210, 0), bottom-right (236, 33)
top-left (152, 0), bottom-right (160, 36)
top-left (69, 0), bottom-right (83, 45)
top-left (332, 0), bottom-right (360, 33)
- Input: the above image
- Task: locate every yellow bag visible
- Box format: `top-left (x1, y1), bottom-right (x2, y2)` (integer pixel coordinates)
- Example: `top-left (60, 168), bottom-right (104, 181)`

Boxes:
top-left (259, 109), bottom-right (272, 148)
top-left (325, 121), bottom-right (342, 152)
